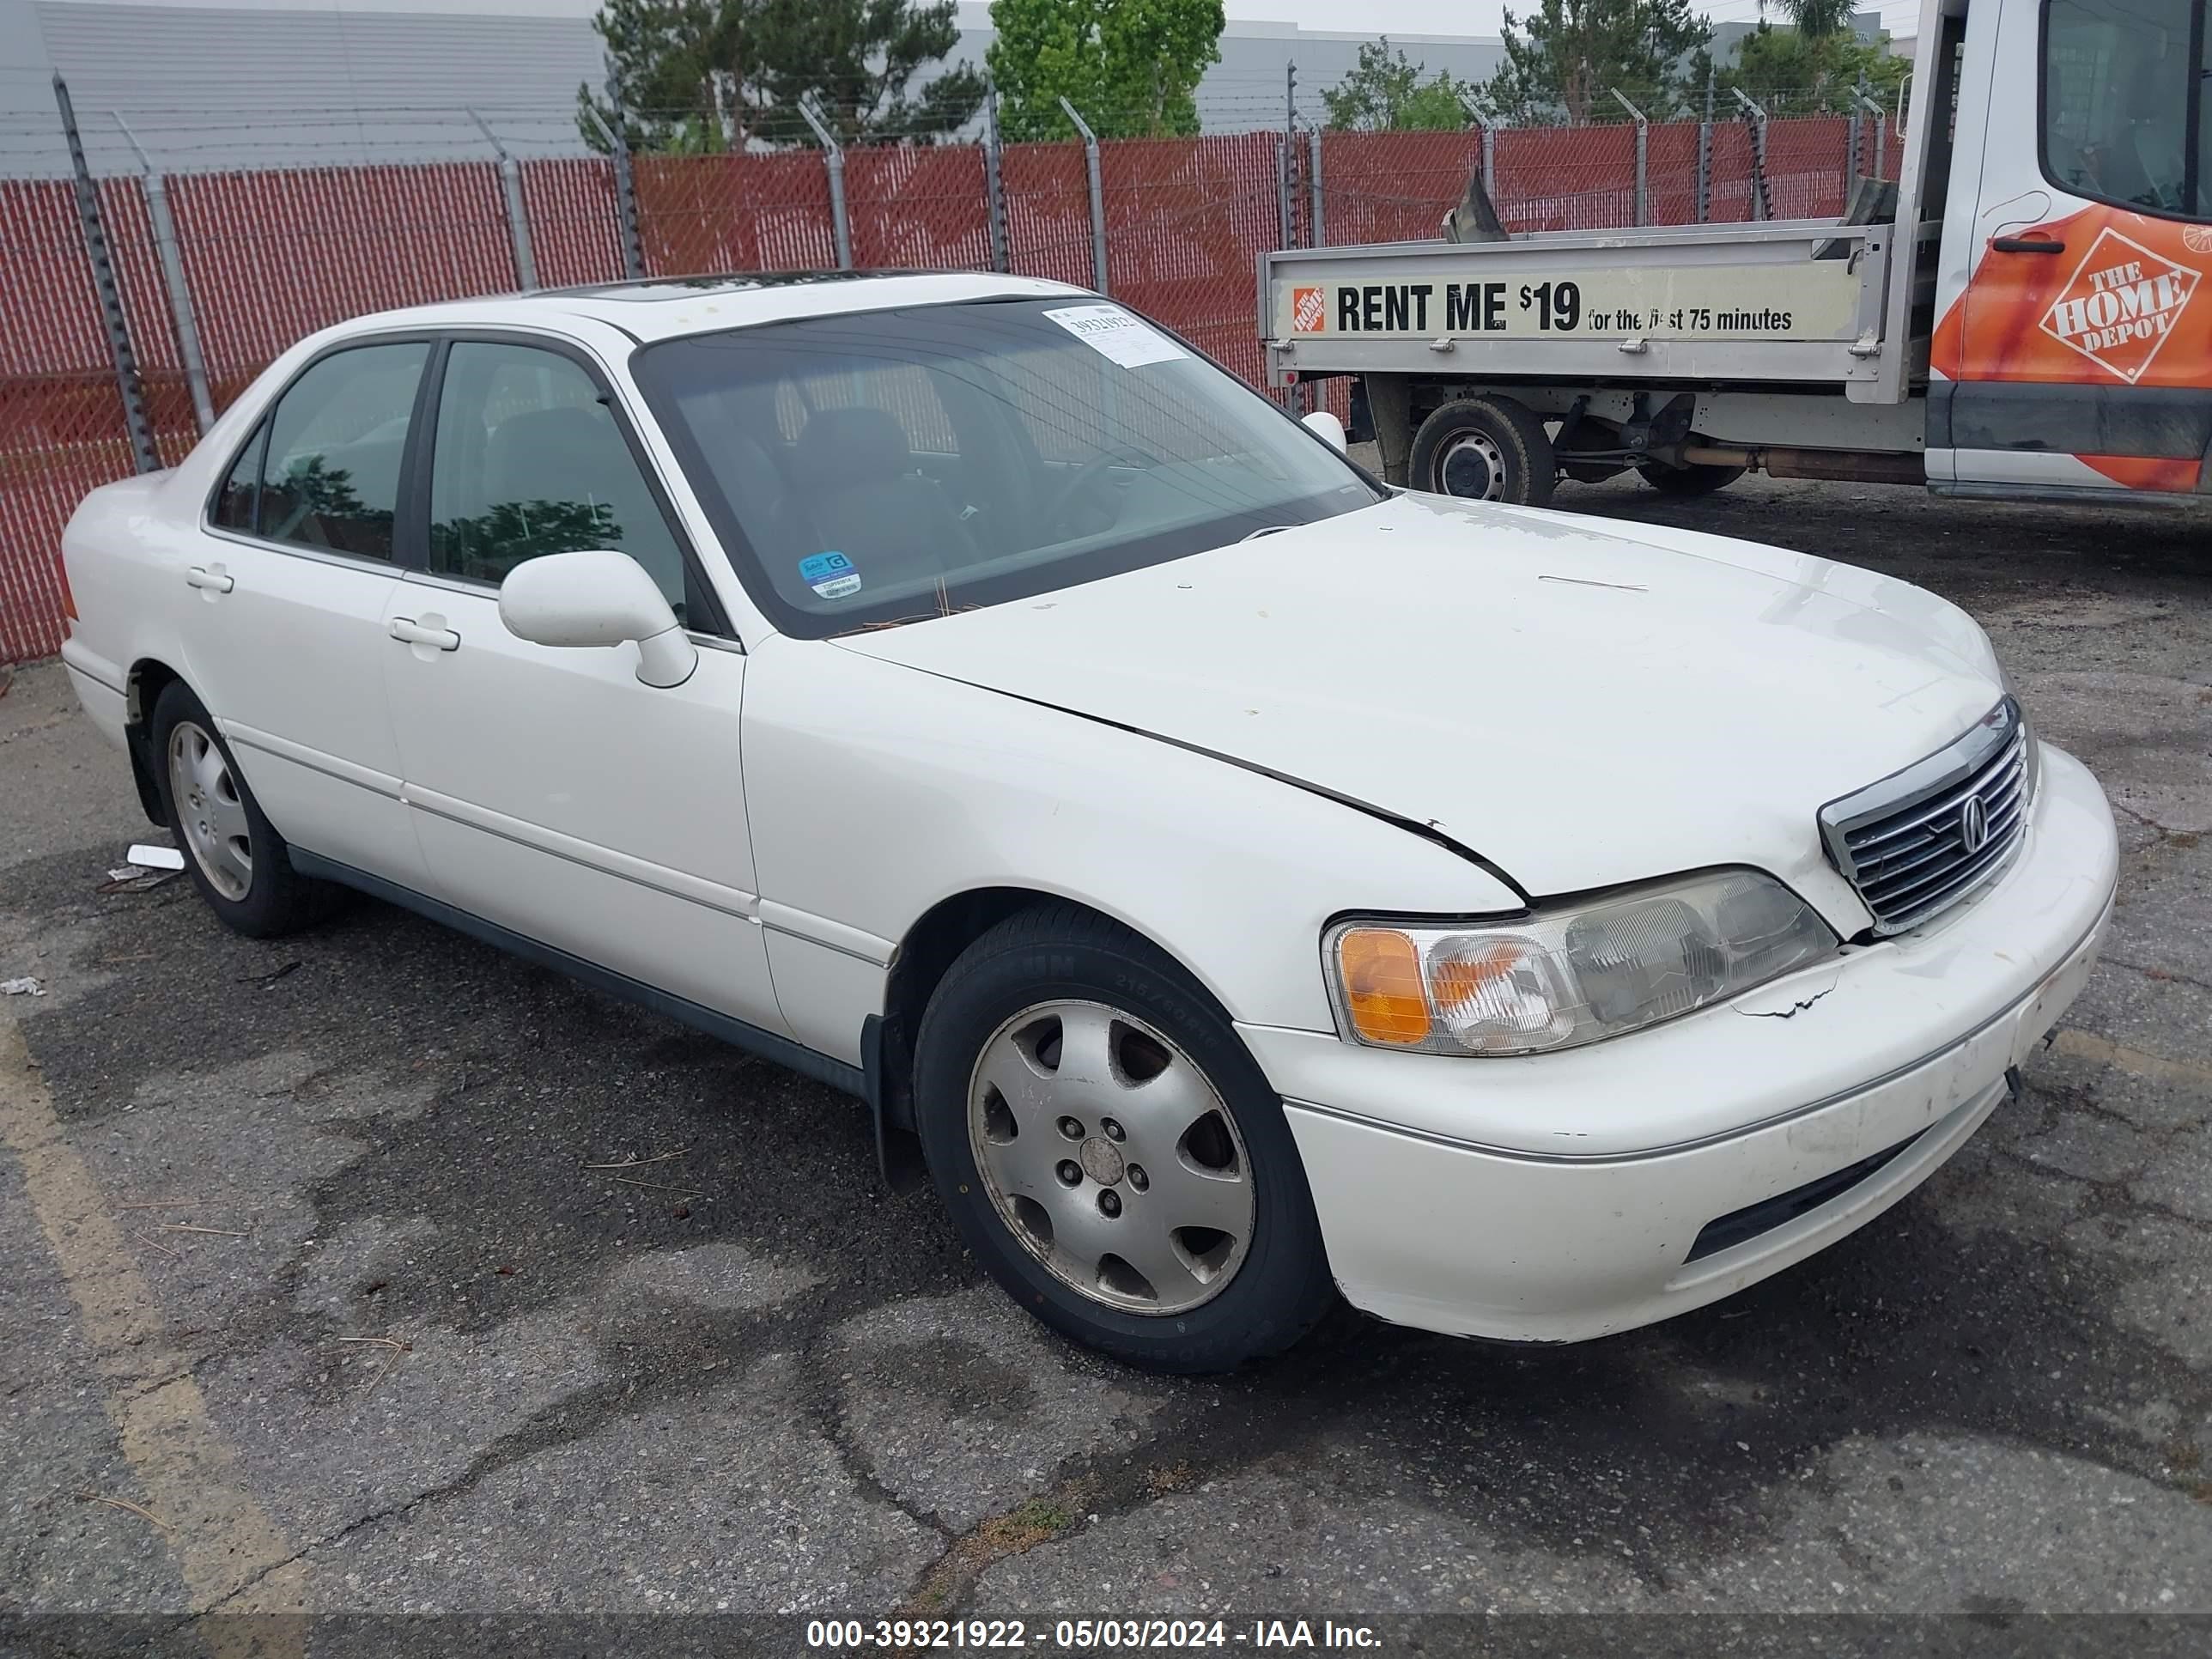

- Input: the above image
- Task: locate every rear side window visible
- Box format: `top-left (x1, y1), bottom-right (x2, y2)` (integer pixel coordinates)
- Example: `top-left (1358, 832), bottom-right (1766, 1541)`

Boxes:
top-left (2043, 0), bottom-right (2210, 221)
top-left (251, 342), bottom-right (429, 559)
top-left (210, 421), bottom-right (266, 532)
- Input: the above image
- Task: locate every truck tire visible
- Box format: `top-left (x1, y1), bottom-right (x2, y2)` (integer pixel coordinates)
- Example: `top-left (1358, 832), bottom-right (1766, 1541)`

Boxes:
top-left (1638, 459), bottom-right (1745, 496)
top-left (1410, 397), bottom-right (1556, 507)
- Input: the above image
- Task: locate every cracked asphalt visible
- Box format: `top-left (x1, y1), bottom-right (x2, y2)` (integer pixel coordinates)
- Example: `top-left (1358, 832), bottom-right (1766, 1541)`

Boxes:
top-left (1, 472), bottom-right (2209, 1651)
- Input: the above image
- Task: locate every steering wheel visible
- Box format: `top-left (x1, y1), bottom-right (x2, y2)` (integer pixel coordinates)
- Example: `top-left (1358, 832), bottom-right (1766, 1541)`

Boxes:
top-left (1038, 444), bottom-right (1161, 537)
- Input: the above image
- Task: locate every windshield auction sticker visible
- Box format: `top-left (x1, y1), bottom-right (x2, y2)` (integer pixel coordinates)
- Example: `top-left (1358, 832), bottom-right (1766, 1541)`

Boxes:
top-left (1045, 304), bottom-right (1192, 367)
top-left (799, 551), bottom-right (861, 599)
top-left (1276, 262), bottom-right (1862, 341)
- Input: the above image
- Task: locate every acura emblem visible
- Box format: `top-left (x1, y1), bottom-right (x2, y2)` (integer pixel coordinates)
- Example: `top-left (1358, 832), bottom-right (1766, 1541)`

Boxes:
top-left (1960, 795), bottom-right (1990, 855)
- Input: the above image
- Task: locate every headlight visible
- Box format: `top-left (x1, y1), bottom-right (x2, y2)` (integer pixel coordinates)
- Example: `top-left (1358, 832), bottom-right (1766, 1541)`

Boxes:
top-left (1324, 870), bottom-right (1839, 1056)
top-left (1998, 672), bottom-right (2041, 807)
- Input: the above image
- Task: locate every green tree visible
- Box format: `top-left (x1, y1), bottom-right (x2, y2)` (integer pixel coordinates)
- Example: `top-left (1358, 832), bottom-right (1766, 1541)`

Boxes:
top-left (579, 0), bottom-right (981, 151)
top-left (1322, 38), bottom-right (1478, 131)
top-left (1723, 20), bottom-right (1906, 113)
top-left (1758, 0), bottom-right (1855, 39)
top-left (1482, 0), bottom-right (1714, 125)
top-left (985, 0), bottom-right (1225, 142)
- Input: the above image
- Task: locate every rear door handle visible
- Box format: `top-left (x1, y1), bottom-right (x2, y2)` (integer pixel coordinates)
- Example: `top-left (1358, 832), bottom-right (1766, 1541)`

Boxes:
top-left (388, 616), bottom-right (460, 651)
top-left (1990, 236), bottom-right (2066, 254)
top-left (185, 564), bottom-right (234, 593)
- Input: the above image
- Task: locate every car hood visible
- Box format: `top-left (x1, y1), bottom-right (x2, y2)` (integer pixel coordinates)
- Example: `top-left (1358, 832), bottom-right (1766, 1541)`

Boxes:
top-left (834, 493), bottom-right (2003, 908)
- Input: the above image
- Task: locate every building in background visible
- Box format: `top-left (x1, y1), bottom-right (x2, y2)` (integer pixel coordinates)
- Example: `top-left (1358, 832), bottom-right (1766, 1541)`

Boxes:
top-left (0, 0), bottom-right (1504, 175)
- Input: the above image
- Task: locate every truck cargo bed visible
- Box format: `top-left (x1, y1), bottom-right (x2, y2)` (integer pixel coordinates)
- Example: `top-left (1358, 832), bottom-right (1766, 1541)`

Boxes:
top-left (1261, 220), bottom-right (1898, 393)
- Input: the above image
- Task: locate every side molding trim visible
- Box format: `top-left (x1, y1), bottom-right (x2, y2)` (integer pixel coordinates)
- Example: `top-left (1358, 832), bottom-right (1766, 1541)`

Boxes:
top-left (288, 848), bottom-right (867, 1101)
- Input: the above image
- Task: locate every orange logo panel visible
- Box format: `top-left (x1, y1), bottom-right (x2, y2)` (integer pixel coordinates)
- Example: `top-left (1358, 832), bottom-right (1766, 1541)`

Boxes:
top-left (1291, 286), bottom-right (1327, 333)
top-left (1932, 204), bottom-right (2210, 490)
top-left (2038, 228), bottom-right (2198, 384)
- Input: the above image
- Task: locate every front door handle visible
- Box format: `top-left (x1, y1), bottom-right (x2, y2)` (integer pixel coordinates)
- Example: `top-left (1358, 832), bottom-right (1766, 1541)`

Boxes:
top-left (388, 616), bottom-right (460, 652)
top-left (185, 564), bottom-right (234, 594)
top-left (1990, 236), bottom-right (2067, 254)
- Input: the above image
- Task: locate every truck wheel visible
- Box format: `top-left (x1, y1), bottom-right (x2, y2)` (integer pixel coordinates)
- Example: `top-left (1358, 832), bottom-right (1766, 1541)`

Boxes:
top-left (1638, 459), bottom-right (1745, 496)
top-left (1410, 398), bottom-right (1556, 507)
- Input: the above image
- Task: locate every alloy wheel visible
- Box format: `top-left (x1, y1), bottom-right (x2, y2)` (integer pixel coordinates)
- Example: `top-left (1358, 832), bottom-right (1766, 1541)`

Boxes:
top-left (167, 720), bottom-right (252, 901)
top-left (967, 999), bottom-right (1255, 1316)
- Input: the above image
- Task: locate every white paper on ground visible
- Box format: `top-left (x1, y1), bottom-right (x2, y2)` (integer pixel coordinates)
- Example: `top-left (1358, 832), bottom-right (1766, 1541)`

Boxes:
top-left (1042, 304), bottom-right (1189, 369)
top-left (126, 843), bottom-right (186, 871)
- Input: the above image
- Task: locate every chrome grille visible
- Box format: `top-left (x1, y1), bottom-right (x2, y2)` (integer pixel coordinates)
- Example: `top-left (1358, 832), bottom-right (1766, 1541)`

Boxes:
top-left (1820, 700), bottom-right (2030, 934)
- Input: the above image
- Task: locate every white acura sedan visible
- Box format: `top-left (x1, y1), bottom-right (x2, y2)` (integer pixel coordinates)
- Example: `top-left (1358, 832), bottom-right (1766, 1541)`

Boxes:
top-left (58, 272), bottom-right (2117, 1371)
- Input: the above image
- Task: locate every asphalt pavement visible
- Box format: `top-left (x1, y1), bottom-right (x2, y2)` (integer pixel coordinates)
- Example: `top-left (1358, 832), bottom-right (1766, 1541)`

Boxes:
top-left (2, 472), bottom-right (2208, 1655)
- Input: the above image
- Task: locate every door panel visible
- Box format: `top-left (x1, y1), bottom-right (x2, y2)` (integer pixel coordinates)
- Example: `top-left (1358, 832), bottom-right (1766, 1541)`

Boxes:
top-left (185, 340), bottom-right (432, 883)
top-left (380, 585), bottom-right (774, 1026)
top-left (1932, 0), bottom-right (2212, 493)
top-left (383, 336), bottom-right (779, 1032)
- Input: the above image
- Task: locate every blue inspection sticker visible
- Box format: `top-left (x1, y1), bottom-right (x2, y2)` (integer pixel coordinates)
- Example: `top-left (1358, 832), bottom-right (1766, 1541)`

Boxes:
top-left (799, 550), bottom-right (861, 599)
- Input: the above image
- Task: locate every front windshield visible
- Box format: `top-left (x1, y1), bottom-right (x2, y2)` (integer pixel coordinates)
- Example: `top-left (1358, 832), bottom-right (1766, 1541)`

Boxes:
top-left (632, 297), bottom-right (1382, 637)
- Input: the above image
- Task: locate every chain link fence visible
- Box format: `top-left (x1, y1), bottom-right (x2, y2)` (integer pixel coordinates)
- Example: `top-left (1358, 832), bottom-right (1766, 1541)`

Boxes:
top-left (0, 82), bottom-right (1905, 664)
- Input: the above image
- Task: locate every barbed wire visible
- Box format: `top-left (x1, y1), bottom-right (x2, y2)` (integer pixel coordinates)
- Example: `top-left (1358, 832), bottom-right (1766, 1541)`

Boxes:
top-left (0, 88), bottom-right (1900, 180)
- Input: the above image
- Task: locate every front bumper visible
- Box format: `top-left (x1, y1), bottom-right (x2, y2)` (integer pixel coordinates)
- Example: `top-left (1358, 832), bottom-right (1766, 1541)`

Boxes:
top-left (1240, 744), bottom-right (2118, 1343)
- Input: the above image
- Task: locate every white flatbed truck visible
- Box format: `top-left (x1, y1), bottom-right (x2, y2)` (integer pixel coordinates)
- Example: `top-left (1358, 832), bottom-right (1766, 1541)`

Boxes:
top-left (1257, 0), bottom-right (2212, 508)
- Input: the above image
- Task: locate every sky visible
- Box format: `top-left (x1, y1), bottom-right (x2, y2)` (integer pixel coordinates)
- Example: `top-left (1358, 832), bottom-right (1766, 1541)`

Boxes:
top-left (1218, 0), bottom-right (1929, 40)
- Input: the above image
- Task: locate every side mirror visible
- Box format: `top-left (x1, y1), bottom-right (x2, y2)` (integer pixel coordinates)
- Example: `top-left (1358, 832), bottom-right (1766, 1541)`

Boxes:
top-left (1302, 410), bottom-right (1347, 453)
top-left (498, 550), bottom-right (697, 689)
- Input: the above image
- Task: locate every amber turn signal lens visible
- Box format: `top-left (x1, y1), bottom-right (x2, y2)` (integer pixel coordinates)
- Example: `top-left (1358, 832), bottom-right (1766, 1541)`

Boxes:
top-left (1336, 928), bottom-right (1431, 1045)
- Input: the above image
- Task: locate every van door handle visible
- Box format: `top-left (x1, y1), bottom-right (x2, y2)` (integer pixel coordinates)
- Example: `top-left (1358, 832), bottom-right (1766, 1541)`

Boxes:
top-left (388, 616), bottom-right (460, 652)
top-left (1990, 236), bottom-right (2066, 254)
top-left (185, 564), bottom-right (234, 593)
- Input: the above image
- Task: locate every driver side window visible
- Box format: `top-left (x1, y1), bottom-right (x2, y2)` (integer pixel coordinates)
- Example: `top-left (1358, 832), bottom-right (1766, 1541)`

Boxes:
top-left (426, 340), bottom-right (690, 615)
top-left (2043, 0), bottom-right (2211, 221)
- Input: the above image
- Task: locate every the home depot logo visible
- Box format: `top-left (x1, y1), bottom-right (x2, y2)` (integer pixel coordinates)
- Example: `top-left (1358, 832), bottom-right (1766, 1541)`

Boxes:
top-left (2039, 228), bottom-right (2199, 383)
top-left (1291, 285), bottom-right (1327, 332)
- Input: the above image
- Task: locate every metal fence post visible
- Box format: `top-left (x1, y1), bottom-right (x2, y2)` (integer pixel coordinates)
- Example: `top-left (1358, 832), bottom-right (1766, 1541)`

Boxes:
top-left (1696, 71), bottom-right (1713, 223)
top-left (982, 78), bottom-right (1011, 274)
top-left (586, 103), bottom-right (646, 279)
top-left (1856, 84), bottom-right (1887, 185)
top-left (799, 98), bottom-right (853, 270)
top-left (1059, 96), bottom-right (1108, 295)
top-left (1611, 88), bottom-right (1649, 226)
top-left (1307, 126), bottom-right (1323, 248)
top-left (54, 76), bottom-right (158, 475)
top-left (1846, 94), bottom-right (1862, 192)
top-left (470, 110), bottom-right (539, 290)
top-left (1481, 118), bottom-right (1497, 198)
top-left (1732, 88), bottom-right (1771, 221)
top-left (114, 113), bottom-right (214, 435)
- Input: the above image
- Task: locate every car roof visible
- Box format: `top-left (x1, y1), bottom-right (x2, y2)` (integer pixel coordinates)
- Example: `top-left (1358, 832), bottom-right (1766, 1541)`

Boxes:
top-left (345, 270), bottom-right (1092, 345)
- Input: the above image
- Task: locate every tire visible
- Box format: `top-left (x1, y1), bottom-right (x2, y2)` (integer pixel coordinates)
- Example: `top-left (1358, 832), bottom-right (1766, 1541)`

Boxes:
top-left (1409, 395), bottom-right (1557, 507)
top-left (913, 903), bottom-right (1335, 1373)
top-left (149, 680), bottom-right (343, 939)
top-left (1638, 459), bottom-right (1745, 496)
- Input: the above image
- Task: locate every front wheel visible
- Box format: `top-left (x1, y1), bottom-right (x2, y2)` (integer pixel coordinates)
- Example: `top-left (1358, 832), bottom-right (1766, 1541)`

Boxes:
top-left (913, 905), bottom-right (1335, 1373)
top-left (1409, 395), bottom-right (1557, 507)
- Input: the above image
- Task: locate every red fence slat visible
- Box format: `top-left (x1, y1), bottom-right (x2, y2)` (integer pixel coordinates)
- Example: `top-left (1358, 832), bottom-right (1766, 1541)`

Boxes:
top-left (3, 117), bottom-right (1879, 664)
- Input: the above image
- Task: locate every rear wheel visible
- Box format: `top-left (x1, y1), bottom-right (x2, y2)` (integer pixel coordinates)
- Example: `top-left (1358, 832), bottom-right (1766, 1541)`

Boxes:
top-left (149, 680), bottom-right (342, 938)
top-left (1409, 396), bottom-right (1556, 507)
top-left (913, 905), bottom-right (1334, 1373)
